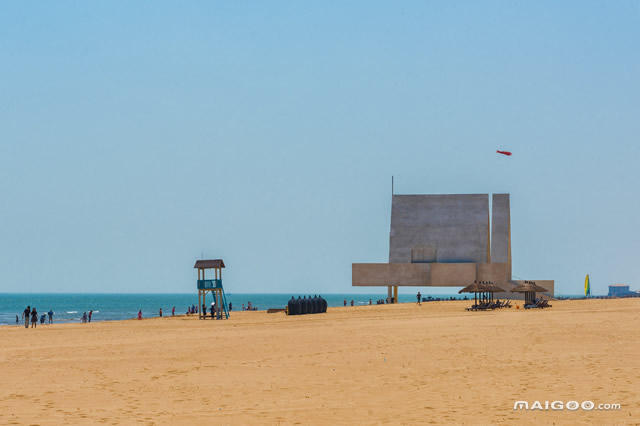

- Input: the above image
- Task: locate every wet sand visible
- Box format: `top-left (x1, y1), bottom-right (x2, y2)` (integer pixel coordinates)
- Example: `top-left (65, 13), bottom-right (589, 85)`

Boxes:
top-left (1, 299), bottom-right (639, 425)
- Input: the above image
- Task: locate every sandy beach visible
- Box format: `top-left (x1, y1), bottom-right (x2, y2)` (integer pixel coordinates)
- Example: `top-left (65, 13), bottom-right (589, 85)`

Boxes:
top-left (1, 299), bottom-right (638, 425)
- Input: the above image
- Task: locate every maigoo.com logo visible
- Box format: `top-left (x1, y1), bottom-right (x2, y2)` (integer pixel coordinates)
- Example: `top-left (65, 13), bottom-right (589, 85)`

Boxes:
top-left (514, 400), bottom-right (621, 411)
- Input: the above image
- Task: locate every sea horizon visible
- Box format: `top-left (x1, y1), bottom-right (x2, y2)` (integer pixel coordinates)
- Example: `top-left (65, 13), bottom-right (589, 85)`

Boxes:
top-left (1, 292), bottom-right (591, 326)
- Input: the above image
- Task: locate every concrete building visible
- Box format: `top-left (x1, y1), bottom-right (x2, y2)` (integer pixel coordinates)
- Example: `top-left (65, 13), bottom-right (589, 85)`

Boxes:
top-left (608, 284), bottom-right (632, 297)
top-left (352, 193), bottom-right (554, 301)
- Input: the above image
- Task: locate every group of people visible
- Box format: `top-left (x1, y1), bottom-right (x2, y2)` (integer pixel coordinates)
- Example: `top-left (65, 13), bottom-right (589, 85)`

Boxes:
top-left (339, 292), bottom-right (425, 307)
top-left (81, 311), bottom-right (94, 323)
top-left (201, 302), bottom-right (224, 319)
top-left (137, 307), bottom-right (177, 320)
top-left (19, 306), bottom-right (100, 327)
top-left (19, 306), bottom-right (54, 328)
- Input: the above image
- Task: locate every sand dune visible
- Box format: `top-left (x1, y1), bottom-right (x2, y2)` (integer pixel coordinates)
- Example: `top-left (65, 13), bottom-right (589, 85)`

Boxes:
top-left (1, 299), bottom-right (639, 425)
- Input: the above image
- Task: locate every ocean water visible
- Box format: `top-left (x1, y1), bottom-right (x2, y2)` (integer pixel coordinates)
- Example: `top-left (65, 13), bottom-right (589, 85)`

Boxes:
top-left (0, 292), bottom-right (471, 325)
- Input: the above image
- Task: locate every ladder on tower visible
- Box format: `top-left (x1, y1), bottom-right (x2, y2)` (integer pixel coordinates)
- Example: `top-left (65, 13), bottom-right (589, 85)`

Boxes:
top-left (212, 286), bottom-right (230, 319)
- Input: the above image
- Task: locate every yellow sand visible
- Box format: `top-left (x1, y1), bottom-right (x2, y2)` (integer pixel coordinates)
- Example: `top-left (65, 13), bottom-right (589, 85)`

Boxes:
top-left (1, 299), bottom-right (639, 425)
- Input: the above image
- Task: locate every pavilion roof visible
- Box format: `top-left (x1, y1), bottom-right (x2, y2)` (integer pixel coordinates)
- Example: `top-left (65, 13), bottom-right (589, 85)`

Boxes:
top-left (194, 259), bottom-right (225, 269)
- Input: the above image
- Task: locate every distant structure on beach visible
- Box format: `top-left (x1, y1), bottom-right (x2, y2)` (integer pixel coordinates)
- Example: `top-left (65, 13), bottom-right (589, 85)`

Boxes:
top-left (608, 284), bottom-right (636, 297)
top-left (195, 259), bottom-right (230, 319)
top-left (352, 193), bottom-right (554, 301)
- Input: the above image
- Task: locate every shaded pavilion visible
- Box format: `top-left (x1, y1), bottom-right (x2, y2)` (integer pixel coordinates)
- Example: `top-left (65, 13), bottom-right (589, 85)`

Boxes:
top-left (484, 282), bottom-right (506, 303)
top-left (459, 281), bottom-right (506, 307)
top-left (458, 281), bottom-right (488, 306)
top-left (510, 281), bottom-right (548, 305)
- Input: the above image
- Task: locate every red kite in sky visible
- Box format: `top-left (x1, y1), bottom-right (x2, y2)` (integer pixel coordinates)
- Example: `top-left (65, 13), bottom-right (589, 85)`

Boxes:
top-left (496, 150), bottom-right (512, 156)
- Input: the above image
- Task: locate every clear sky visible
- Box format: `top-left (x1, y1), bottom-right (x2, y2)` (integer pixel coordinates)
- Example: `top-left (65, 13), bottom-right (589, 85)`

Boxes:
top-left (1, 1), bottom-right (639, 295)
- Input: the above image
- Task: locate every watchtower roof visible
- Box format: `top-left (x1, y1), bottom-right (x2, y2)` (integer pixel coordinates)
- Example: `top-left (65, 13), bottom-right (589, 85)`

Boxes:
top-left (194, 259), bottom-right (225, 269)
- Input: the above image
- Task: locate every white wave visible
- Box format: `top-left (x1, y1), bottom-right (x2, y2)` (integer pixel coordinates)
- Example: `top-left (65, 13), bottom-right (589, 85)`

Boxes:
top-left (66, 311), bottom-right (78, 314)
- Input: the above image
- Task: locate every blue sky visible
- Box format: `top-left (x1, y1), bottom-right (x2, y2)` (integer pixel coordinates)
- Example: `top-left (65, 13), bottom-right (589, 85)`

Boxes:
top-left (1, 1), bottom-right (639, 295)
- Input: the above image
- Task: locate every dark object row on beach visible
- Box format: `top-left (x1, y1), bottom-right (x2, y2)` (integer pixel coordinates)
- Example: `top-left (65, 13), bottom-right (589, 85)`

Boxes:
top-left (287, 295), bottom-right (327, 315)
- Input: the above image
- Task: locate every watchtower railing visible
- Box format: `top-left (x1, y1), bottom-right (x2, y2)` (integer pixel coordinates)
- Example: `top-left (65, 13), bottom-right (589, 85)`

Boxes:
top-left (197, 279), bottom-right (222, 290)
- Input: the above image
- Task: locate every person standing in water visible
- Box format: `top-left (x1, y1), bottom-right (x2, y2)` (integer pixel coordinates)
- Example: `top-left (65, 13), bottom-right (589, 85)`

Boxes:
top-left (137, 310), bottom-right (142, 320)
top-left (171, 306), bottom-right (175, 316)
top-left (48, 309), bottom-right (54, 324)
top-left (88, 310), bottom-right (93, 322)
top-left (159, 308), bottom-right (163, 317)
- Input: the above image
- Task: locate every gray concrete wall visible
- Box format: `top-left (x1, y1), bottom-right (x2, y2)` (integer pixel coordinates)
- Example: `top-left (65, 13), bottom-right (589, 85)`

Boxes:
top-left (353, 262), bottom-right (493, 287)
top-left (352, 263), bottom-right (431, 286)
top-left (491, 194), bottom-right (511, 279)
top-left (389, 194), bottom-right (490, 263)
top-left (430, 263), bottom-right (476, 287)
top-left (476, 262), bottom-right (510, 286)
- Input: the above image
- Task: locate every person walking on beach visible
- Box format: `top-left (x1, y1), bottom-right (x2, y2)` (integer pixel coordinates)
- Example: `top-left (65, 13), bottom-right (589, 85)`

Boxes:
top-left (350, 300), bottom-right (354, 306)
top-left (229, 302), bottom-right (232, 311)
top-left (82, 312), bottom-right (87, 323)
top-left (343, 299), bottom-right (347, 306)
top-left (48, 309), bottom-right (53, 324)
top-left (202, 303), bottom-right (206, 316)
top-left (30, 308), bottom-right (38, 328)
top-left (88, 310), bottom-right (93, 322)
top-left (137, 310), bottom-right (142, 320)
top-left (210, 302), bottom-right (215, 319)
top-left (172, 306), bottom-right (175, 316)
top-left (22, 306), bottom-right (31, 328)
top-left (159, 308), bottom-right (163, 317)
top-left (417, 291), bottom-right (422, 305)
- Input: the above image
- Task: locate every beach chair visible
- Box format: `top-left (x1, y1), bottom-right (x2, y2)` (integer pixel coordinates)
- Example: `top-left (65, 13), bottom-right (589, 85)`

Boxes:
top-left (476, 302), bottom-right (492, 311)
top-left (525, 300), bottom-right (542, 309)
top-left (502, 299), bottom-right (512, 308)
top-left (465, 302), bottom-right (486, 311)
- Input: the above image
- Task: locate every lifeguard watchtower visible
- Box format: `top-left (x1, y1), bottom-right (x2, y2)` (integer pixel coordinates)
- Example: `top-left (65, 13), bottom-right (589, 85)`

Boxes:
top-left (195, 259), bottom-right (229, 320)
